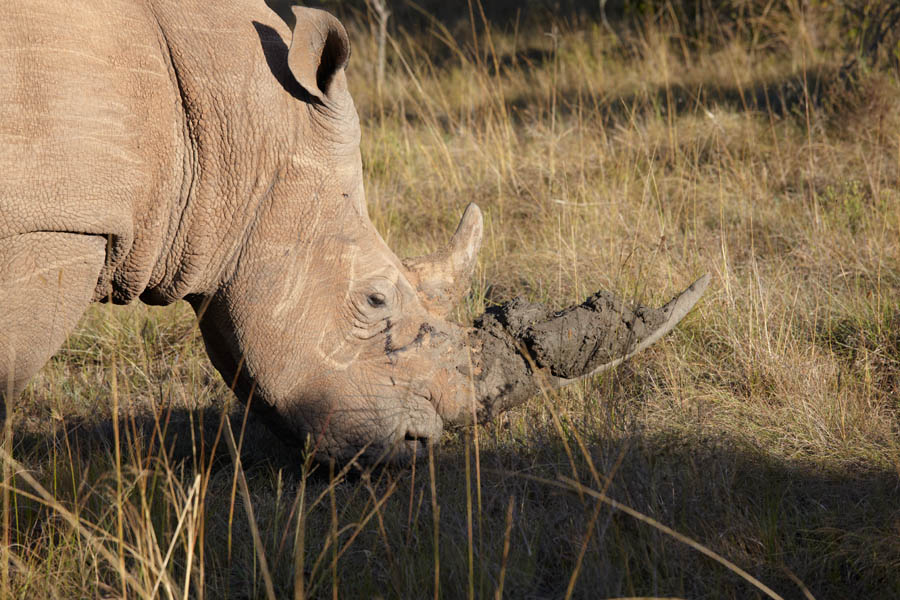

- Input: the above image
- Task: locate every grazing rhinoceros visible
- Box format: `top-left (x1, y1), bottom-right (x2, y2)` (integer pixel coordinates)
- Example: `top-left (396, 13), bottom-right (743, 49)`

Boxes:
top-left (0, 1), bottom-right (708, 461)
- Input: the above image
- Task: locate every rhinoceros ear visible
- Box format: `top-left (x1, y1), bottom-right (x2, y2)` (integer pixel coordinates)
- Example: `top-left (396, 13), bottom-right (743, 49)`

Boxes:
top-left (287, 7), bottom-right (351, 103)
top-left (403, 204), bottom-right (484, 318)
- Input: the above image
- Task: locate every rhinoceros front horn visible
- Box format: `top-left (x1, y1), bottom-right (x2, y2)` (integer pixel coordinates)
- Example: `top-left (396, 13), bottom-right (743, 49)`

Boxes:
top-left (403, 203), bottom-right (484, 318)
top-left (464, 273), bottom-right (711, 423)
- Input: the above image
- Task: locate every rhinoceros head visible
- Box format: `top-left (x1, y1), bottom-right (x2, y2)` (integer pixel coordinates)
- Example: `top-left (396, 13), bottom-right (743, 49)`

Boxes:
top-left (183, 7), bottom-right (484, 461)
top-left (187, 7), bottom-right (708, 462)
top-left (196, 208), bottom-right (482, 462)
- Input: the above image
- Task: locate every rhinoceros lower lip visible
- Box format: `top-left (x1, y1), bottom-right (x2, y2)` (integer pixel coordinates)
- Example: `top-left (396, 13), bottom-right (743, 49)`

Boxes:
top-left (398, 433), bottom-right (426, 460)
top-left (356, 430), bottom-right (432, 464)
top-left (403, 431), bottom-right (431, 444)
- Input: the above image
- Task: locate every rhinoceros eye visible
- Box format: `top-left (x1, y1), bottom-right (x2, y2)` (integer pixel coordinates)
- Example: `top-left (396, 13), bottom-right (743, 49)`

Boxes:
top-left (367, 292), bottom-right (387, 308)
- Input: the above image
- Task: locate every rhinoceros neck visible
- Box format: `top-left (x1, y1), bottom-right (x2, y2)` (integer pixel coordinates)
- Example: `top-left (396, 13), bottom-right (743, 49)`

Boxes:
top-left (138, 1), bottom-right (305, 304)
top-left (1, 0), bottom-right (191, 304)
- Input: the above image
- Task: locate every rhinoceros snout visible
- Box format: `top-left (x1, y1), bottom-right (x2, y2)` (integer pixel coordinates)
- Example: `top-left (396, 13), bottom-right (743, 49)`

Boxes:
top-left (306, 386), bottom-right (445, 464)
top-left (393, 405), bottom-right (443, 461)
top-left (346, 420), bottom-right (441, 464)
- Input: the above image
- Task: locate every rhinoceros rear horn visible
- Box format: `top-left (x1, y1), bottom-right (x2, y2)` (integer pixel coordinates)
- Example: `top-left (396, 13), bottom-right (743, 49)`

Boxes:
top-left (287, 7), bottom-right (351, 103)
top-left (404, 203), bottom-right (484, 318)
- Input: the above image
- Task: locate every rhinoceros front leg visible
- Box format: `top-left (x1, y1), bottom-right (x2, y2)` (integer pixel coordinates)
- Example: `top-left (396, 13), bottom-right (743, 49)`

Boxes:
top-left (0, 232), bottom-right (106, 400)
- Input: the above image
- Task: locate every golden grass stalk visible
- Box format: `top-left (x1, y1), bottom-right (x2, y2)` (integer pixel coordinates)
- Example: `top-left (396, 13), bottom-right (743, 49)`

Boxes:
top-left (554, 475), bottom-right (787, 600)
top-left (222, 417), bottom-right (277, 600)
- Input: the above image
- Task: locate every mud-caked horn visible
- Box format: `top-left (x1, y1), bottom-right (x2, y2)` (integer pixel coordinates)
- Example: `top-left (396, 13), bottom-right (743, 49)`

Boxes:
top-left (404, 203), bottom-right (484, 318)
top-left (463, 273), bottom-right (711, 423)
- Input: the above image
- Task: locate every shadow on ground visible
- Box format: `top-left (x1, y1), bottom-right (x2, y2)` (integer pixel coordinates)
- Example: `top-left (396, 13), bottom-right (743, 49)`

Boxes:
top-left (359, 62), bottom-right (857, 131)
top-left (9, 401), bottom-right (900, 599)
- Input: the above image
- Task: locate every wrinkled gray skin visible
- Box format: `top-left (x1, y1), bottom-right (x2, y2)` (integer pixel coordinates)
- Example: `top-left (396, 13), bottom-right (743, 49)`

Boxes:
top-left (0, 1), bottom-right (708, 462)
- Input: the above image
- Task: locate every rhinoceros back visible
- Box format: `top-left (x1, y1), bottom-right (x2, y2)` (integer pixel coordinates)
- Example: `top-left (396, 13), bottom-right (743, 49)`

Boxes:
top-left (0, 0), bottom-right (183, 302)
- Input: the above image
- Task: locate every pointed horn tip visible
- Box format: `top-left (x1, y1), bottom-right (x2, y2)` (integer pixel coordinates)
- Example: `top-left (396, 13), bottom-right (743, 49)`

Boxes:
top-left (681, 272), bottom-right (711, 301)
top-left (463, 202), bottom-right (482, 220)
top-left (450, 203), bottom-right (484, 264)
top-left (455, 203), bottom-right (483, 236)
top-left (661, 272), bottom-right (711, 323)
top-left (691, 272), bottom-right (712, 292)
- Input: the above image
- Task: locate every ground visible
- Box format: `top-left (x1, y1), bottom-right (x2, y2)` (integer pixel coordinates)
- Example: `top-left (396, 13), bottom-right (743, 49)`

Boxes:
top-left (3, 2), bottom-right (899, 599)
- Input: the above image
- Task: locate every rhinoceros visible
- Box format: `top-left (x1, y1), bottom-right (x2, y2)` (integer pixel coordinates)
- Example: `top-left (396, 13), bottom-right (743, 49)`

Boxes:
top-left (1, 1), bottom-right (709, 461)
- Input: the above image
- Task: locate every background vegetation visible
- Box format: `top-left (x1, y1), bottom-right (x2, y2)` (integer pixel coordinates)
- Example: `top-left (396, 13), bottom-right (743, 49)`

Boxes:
top-left (3, 1), bottom-right (899, 598)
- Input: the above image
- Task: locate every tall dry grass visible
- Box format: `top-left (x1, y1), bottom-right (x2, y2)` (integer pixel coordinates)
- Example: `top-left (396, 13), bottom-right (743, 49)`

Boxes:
top-left (2, 2), bottom-right (899, 598)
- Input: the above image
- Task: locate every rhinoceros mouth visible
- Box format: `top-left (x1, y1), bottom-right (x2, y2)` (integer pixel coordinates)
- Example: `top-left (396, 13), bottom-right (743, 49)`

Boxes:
top-left (342, 386), bottom-right (443, 463)
top-left (350, 423), bottom-right (438, 464)
top-left (398, 431), bottom-right (433, 460)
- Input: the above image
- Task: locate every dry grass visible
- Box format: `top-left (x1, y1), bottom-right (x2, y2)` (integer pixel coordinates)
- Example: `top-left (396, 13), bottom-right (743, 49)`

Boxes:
top-left (3, 2), bottom-right (900, 598)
